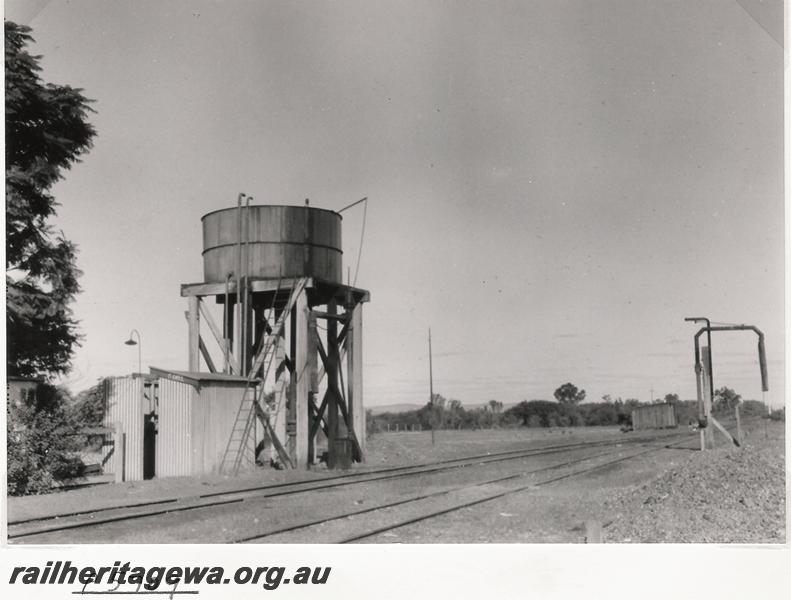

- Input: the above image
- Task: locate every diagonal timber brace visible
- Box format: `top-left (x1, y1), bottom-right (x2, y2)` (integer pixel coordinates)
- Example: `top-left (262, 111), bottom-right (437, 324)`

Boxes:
top-left (313, 329), bottom-right (362, 462)
top-left (253, 400), bottom-right (294, 469)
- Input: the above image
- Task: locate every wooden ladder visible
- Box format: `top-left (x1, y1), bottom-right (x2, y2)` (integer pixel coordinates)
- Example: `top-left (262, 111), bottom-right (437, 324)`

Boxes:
top-left (219, 278), bottom-right (308, 475)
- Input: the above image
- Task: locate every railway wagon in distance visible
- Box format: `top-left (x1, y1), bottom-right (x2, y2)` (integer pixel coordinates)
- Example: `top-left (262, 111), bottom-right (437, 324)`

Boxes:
top-left (631, 403), bottom-right (677, 430)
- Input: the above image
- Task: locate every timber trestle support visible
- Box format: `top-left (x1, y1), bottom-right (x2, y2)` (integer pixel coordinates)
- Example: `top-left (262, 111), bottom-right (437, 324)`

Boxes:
top-left (181, 276), bottom-right (370, 473)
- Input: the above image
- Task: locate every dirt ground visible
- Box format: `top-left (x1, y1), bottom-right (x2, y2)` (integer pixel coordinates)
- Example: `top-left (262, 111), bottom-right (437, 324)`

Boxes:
top-left (604, 420), bottom-right (786, 543)
top-left (358, 420), bottom-right (785, 544)
top-left (6, 425), bottom-right (627, 523)
top-left (6, 421), bottom-right (785, 544)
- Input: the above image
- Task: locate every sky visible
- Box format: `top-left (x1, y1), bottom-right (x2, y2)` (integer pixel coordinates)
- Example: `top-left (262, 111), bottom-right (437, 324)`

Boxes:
top-left (4, 0), bottom-right (785, 409)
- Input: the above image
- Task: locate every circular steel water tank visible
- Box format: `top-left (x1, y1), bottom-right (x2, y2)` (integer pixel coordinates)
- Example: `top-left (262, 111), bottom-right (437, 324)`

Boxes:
top-left (202, 205), bottom-right (342, 284)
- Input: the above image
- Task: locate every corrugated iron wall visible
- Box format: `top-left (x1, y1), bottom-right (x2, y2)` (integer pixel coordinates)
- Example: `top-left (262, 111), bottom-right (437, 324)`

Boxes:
top-left (156, 378), bottom-right (194, 477)
top-left (155, 378), bottom-right (253, 477)
top-left (103, 376), bottom-right (145, 481)
top-left (632, 403), bottom-right (677, 430)
top-left (191, 383), bottom-right (254, 475)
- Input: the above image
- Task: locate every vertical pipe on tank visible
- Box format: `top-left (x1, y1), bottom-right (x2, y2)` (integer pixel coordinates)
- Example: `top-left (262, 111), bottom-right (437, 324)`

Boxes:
top-left (224, 273), bottom-right (231, 374)
top-left (242, 196), bottom-right (253, 375)
top-left (236, 193), bottom-right (245, 375)
top-left (302, 201), bottom-right (310, 278)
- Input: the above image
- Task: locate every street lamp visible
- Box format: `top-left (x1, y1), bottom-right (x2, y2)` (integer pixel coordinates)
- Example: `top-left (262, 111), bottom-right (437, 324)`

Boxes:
top-left (124, 329), bottom-right (142, 375)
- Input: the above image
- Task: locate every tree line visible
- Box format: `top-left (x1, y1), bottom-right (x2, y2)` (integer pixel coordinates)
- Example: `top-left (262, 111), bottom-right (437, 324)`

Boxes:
top-left (368, 382), bottom-right (776, 435)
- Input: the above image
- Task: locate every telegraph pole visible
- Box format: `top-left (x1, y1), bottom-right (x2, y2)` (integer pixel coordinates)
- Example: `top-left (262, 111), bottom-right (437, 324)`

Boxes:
top-left (429, 327), bottom-right (435, 446)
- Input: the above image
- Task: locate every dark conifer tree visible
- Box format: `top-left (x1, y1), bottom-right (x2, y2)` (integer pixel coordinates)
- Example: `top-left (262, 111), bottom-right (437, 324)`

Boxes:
top-left (5, 20), bottom-right (96, 377)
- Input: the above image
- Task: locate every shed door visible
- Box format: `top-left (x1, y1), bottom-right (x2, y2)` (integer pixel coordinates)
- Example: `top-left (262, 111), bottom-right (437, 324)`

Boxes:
top-left (156, 378), bottom-right (193, 477)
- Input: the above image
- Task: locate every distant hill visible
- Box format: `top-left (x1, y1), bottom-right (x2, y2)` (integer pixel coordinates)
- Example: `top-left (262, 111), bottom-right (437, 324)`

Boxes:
top-left (368, 403), bottom-right (422, 415)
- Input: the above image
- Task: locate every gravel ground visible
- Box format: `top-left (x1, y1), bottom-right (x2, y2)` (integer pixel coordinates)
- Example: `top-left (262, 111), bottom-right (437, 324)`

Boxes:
top-left (11, 444), bottom-right (617, 544)
top-left (363, 426), bottom-right (627, 466)
top-left (362, 438), bottom-right (697, 543)
top-left (604, 421), bottom-right (785, 543)
top-left (6, 426), bottom-right (628, 523)
top-left (8, 423), bottom-right (783, 545)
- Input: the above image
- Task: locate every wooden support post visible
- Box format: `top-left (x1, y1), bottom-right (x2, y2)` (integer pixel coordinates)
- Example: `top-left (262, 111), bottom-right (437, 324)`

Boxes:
top-left (326, 299), bottom-right (340, 467)
top-left (347, 303), bottom-right (365, 458)
top-left (286, 306), bottom-right (298, 461)
top-left (273, 333), bottom-right (288, 465)
top-left (286, 387), bottom-right (297, 460)
top-left (294, 289), bottom-right (310, 468)
top-left (187, 296), bottom-right (200, 372)
top-left (308, 311), bottom-right (323, 464)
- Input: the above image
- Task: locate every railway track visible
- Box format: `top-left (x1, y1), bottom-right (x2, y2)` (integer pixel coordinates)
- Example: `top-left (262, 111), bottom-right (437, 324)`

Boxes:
top-left (8, 430), bottom-right (692, 542)
top-left (237, 433), bottom-right (696, 543)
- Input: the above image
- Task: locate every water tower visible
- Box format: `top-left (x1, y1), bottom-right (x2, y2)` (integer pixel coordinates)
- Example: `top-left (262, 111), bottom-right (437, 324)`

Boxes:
top-left (179, 197), bottom-right (370, 471)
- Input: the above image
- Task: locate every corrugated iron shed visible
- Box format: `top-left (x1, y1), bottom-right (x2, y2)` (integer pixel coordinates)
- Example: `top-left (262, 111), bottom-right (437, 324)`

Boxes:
top-left (153, 367), bottom-right (256, 477)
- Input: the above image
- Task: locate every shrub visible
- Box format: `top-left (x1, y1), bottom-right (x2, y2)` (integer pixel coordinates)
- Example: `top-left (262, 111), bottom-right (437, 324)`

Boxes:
top-left (7, 383), bottom-right (86, 495)
top-left (68, 378), bottom-right (109, 427)
top-left (740, 400), bottom-right (768, 417)
top-left (527, 414), bottom-right (542, 428)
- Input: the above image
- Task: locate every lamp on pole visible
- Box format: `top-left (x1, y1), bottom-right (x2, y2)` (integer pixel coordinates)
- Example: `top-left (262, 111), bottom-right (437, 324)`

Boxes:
top-left (124, 329), bottom-right (142, 374)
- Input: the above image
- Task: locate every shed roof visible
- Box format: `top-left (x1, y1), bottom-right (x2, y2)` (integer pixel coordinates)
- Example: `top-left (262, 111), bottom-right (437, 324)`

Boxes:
top-left (7, 375), bottom-right (45, 383)
top-left (149, 367), bottom-right (254, 387)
